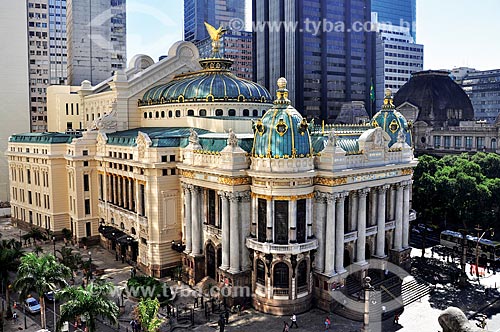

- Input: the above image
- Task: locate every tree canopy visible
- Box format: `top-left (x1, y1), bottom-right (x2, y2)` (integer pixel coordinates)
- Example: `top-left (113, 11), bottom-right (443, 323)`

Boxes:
top-left (413, 152), bottom-right (500, 237)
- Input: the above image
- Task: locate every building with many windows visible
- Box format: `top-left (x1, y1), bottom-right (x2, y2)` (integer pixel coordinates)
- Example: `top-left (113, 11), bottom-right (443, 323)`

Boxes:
top-left (252, 0), bottom-right (374, 122)
top-left (395, 70), bottom-right (500, 155)
top-left (374, 17), bottom-right (423, 110)
top-left (371, 0), bottom-right (416, 41)
top-left (66, 0), bottom-right (127, 86)
top-left (8, 39), bottom-right (416, 316)
top-left (456, 69), bottom-right (500, 123)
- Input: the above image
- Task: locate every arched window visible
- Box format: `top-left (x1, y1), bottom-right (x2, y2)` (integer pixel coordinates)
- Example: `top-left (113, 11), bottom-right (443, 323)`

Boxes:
top-left (155, 111), bottom-right (159, 118)
top-left (243, 109), bottom-right (249, 116)
top-left (256, 259), bottom-right (266, 285)
top-left (168, 111), bottom-right (172, 118)
top-left (253, 110), bottom-right (258, 117)
top-left (120, 222), bottom-right (125, 230)
top-left (199, 109), bottom-right (207, 116)
top-left (148, 112), bottom-right (153, 118)
top-left (161, 111), bottom-right (165, 118)
top-left (491, 139), bottom-right (497, 150)
top-left (143, 112), bottom-right (147, 119)
top-left (273, 262), bottom-right (289, 289)
top-left (228, 109), bottom-right (236, 116)
top-left (215, 109), bottom-right (223, 116)
top-left (131, 227), bottom-right (136, 235)
top-left (296, 199), bottom-right (306, 243)
top-left (175, 110), bottom-right (181, 117)
top-left (187, 109), bottom-right (194, 116)
top-left (257, 198), bottom-right (267, 242)
top-left (297, 260), bottom-right (308, 288)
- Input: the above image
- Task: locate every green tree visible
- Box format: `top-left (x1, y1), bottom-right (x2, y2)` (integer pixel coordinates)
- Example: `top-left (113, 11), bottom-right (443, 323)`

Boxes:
top-left (57, 281), bottom-right (119, 332)
top-left (0, 239), bottom-right (23, 318)
top-left (57, 247), bottom-right (82, 278)
top-left (135, 298), bottom-right (163, 332)
top-left (13, 253), bottom-right (71, 329)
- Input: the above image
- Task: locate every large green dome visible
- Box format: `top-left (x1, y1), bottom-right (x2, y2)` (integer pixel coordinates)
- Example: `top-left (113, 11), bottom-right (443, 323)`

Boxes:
top-left (371, 89), bottom-right (412, 147)
top-left (139, 57), bottom-right (271, 106)
top-left (252, 78), bottom-right (312, 159)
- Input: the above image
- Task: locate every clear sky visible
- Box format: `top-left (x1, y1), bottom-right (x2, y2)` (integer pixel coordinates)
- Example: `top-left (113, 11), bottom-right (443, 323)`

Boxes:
top-left (127, 0), bottom-right (500, 71)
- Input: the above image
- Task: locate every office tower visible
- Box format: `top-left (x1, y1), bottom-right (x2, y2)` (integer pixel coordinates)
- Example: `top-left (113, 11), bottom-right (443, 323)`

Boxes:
top-left (67, 0), bottom-right (127, 85)
top-left (457, 69), bottom-right (500, 123)
top-left (0, 0), bottom-right (31, 201)
top-left (184, 0), bottom-right (246, 42)
top-left (374, 18), bottom-right (423, 110)
top-left (371, 0), bottom-right (416, 41)
top-left (26, 0), bottom-right (67, 132)
top-left (253, 0), bottom-right (374, 121)
top-left (195, 30), bottom-right (253, 79)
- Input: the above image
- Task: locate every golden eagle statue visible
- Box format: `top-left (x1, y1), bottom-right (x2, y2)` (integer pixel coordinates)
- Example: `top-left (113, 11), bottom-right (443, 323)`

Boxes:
top-left (204, 22), bottom-right (227, 53)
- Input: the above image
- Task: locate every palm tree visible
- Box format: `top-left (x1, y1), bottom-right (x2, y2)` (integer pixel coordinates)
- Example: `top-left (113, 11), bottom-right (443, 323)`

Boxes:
top-left (57, 281), bottom-right (119, 332)
top-left (13, 253), bottom-right (71, 329)
top-left (0, 239), bottom-right (24, 318)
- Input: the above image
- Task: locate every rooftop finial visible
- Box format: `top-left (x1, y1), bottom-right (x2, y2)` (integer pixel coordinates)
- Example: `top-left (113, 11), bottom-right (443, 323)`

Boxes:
top-left (383, 88), bottom-right (395, 110)
top-left (275, 77), bottom-right (290, 105)
top-left (204, 22), bottom-right (227, 56)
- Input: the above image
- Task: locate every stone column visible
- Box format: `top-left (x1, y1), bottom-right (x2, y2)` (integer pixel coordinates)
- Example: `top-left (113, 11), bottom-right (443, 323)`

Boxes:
top-left (191, 186), bottom-right (201, 255)
top-left (388, 186), bottom-right (396, 221)
top-left (349, 192), bottom-right (358, 232)
top-left (394, 183), bottom-right (404, 250)
top-left (219, 191), bottom-right (230, 270)
top-left (376, 186), bottom-right (389, 257)
top-left (240, 192), bottom-right (251, 271)
top-left (266, 198), bottom-right (273, 242)
top-left (228, 193), bottom-right (240, 273)
top-left (118, 177), bottom-right (123, 207)
top-left (251, 195), bottom-right (257, 237)
top-left (113, 175), bottom-right (117, 204)
top-left (128, 179), bottom-right (133, 211)
top-left (289, 199), bottom-right (297, 243)
top-left (369, 190), bottom-right (377, 226)
top-left (106, 175), bottom-right (111, 202)
top-left (356, 189), bottom-right (369, 263)
top-left (335, 193), bottom-right (347, 273)
top-left (306, 197), bottom-right (313, 238)
top-left (123, 178), bottom-right (128, 209)
top-left (314, 192), bottom-right (326, 273)
top-left (402, 182), bottom-right (411, 248)
top-left (324, 193), bottom-right (336, 276)
top-left (183, 184), bottom-right (192, 254)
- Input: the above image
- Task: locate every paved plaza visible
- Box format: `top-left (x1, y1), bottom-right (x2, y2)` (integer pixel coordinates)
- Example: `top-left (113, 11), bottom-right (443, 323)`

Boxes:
top-left (2, 217), bottom-right (500, 332)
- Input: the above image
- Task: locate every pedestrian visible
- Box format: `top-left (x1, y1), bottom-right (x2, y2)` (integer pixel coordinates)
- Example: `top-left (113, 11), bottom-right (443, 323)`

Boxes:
top-left (393, 312), bottom-right (400, 325)
top-left (218, 315), bottom-right (225, 332)
top-left (224, 310), bottom-right (229, 324)
top-left (13, 301), bottom-right (17, 309)
top-left (324, 316), bottom-right (331, 330)
top-left (290, 313), bottom-right (298, 328)
top-left (283, 321), bottom-right (289, 332)
top-left (130, 319), bottom-right (137, 332)
top-left (12, 311), bottom-right (18, 323)
top-left (121, 254), bottom-right (125, 263)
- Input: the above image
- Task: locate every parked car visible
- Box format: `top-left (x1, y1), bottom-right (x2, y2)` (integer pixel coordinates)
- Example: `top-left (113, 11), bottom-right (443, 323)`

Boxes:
top-left (417, 223), bottom-right (434, 233)
top-left (44, 291), bottom-right (55, 302)
top-left (25, 297), bottom-right (41, 314)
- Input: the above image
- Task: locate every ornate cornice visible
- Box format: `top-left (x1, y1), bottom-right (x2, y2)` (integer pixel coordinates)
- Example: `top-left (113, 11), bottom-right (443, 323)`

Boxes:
top-left (314, 177), bottom-right (348, 187)
top-left (251, 192), bottom-right (314, 201)
top-left (217, 176), bottom-right (251, 186)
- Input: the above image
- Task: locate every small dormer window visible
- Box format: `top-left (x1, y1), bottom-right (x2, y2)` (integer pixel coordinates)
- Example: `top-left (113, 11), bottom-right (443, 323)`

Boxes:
top-left (389, 119), bottom-right (400, 133)
top-left (275, 119), bottom-right (288, 136)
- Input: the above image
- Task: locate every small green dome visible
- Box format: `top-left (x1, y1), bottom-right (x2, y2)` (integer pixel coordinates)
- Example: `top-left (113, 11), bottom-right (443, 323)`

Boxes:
top-left (371, 89), bottom-right (412, 147)
top-left (252, 78), bottom-right (312, 158)
top-left (139, 57), bottom-right (271, 106)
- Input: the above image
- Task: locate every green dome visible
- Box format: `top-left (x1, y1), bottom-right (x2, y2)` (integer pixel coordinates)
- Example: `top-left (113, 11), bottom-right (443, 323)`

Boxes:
top-left (139, 57), bottom-right (271, 106)
top-left (371, 89), bottom-right (412, 147)
top-left (252, 78), bottom-right (312, 158)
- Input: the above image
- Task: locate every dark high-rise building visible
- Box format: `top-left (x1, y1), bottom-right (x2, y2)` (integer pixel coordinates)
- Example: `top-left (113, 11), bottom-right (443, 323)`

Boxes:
top-left (371, 0), bottom-right (416, 41)
top-left (184, 0), bottom-right (246, 42)
top-left (253, 0), bottom-right (374, 121)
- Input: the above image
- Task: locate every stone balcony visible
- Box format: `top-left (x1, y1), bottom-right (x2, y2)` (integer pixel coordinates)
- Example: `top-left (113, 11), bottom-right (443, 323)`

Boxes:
top-left (246, 238), bottom-right (318, 255)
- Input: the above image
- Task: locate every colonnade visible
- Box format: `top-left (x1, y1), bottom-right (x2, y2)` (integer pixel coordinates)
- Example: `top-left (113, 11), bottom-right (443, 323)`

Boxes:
top-left (314, 181), bottom-right (412, 276)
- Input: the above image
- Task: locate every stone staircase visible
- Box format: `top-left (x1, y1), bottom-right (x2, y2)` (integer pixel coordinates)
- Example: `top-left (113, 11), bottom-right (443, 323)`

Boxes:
top-left (401, 277), bottom-right (431, 306)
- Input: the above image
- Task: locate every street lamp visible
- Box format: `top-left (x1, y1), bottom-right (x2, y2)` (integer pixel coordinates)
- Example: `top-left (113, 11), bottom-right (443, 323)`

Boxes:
top-left (87, 251), bottom-right (92, 283)
top-left (52, 236), bottom-right (56, 256)
top-left (361, 276), bottom-right (374, 332)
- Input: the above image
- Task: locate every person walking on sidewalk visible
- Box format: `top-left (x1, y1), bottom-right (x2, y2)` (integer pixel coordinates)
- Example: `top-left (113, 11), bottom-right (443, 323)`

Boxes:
top-left (324, 316), bottom-right (331, 330)
top-left (290, 313), bottom-right (298, 328)
top-left (283, 321), bottom-right (289, 332)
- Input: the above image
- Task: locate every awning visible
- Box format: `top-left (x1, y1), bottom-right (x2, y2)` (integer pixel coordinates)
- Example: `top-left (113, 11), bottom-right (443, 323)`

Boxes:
top-left (98, 226), bottom-right (126, 240)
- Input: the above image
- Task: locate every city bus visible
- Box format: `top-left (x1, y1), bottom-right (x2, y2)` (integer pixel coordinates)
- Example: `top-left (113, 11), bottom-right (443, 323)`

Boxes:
top-left (439, 230), bottom-right (500, 266)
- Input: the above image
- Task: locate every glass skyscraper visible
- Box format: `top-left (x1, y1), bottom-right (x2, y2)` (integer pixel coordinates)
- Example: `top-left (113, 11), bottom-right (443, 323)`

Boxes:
top-left (184, 0), bottom-right (246, 42)
top-left (371, 0), bottom-right (416, 41)
top-left (253, 0), bottom-right (374, 121)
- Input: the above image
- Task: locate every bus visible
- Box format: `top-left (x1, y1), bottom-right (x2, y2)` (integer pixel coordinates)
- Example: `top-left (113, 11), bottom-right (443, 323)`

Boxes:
top-left (440, 230), bottom-right (500, 266)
